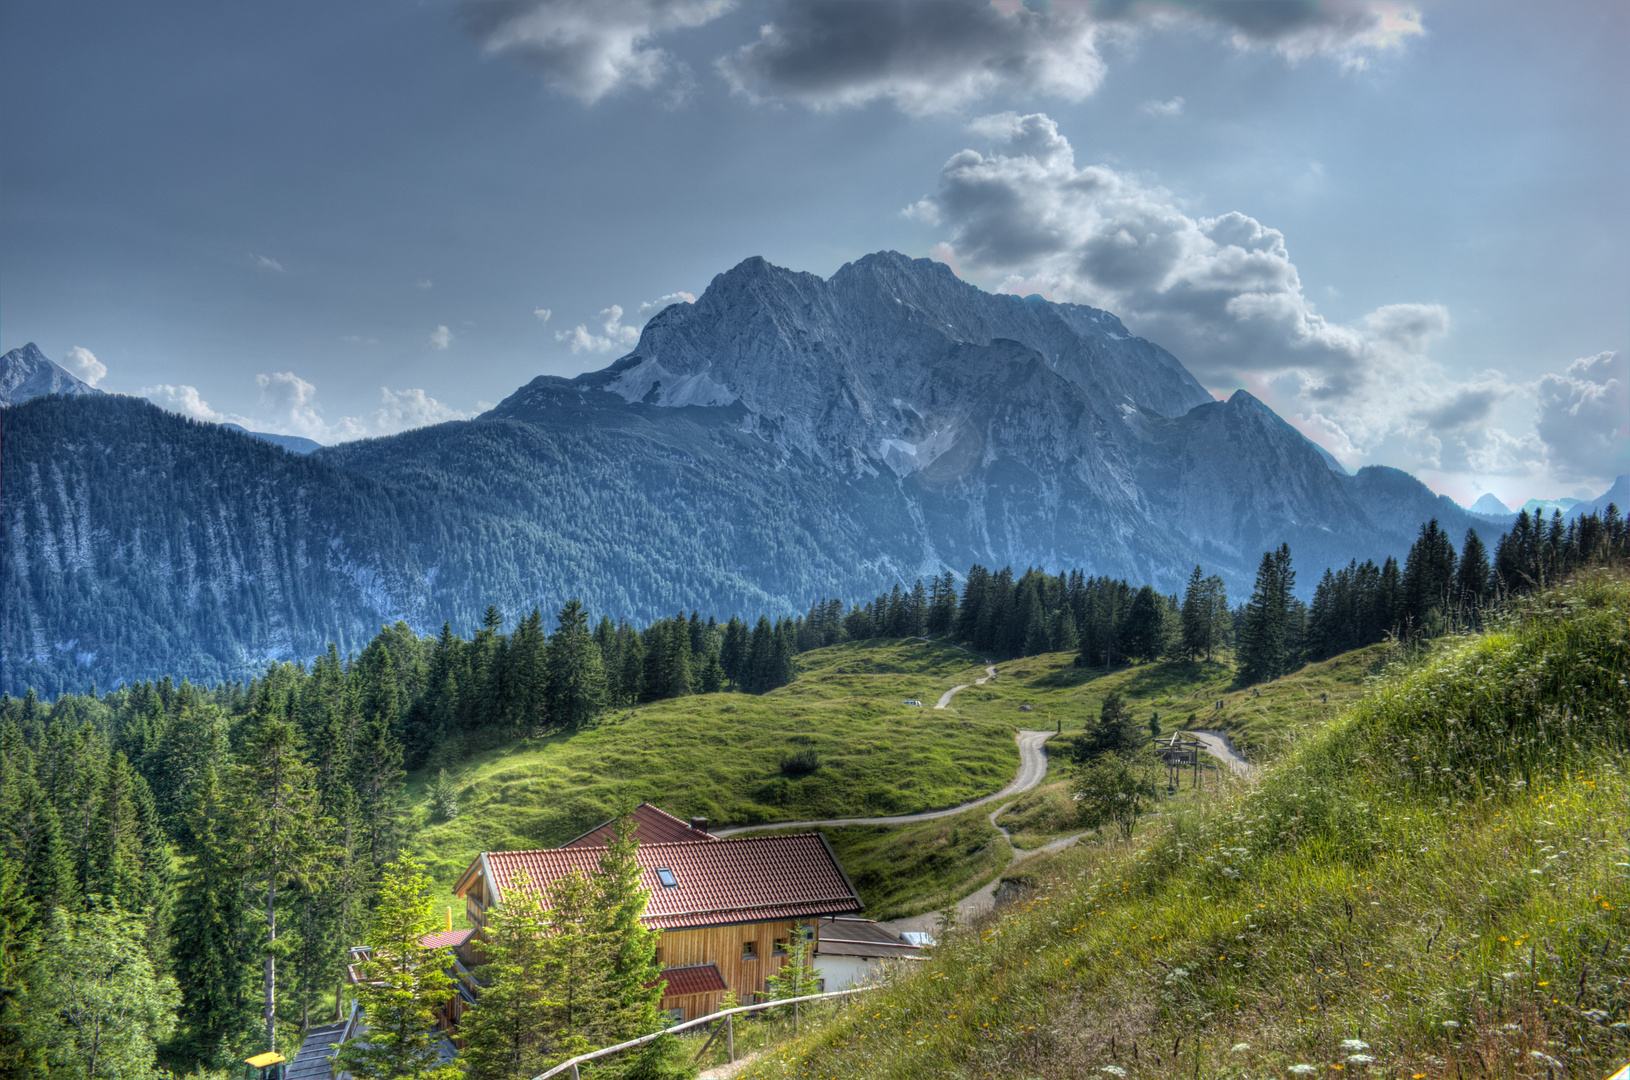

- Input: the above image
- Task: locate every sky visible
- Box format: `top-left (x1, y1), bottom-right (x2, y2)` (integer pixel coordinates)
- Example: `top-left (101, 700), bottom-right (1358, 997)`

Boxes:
top-left (3, 0), bottom-right (1625, 507)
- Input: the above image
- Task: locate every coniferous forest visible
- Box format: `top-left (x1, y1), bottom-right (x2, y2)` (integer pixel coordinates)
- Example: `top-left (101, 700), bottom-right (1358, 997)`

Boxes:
top-left (0, 505), bottom-right (1622, 1077)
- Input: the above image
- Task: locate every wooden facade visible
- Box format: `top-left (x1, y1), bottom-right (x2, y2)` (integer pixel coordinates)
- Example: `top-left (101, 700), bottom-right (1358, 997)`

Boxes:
top-left (654, 919), bottom-right (820, 1020)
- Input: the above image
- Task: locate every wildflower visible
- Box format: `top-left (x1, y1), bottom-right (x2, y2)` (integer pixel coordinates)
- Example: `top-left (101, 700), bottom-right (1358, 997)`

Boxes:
top-left (1100, 1067), bottom-right (1127, 1077)
top-left (1340, 1040), bottom-right (1371, 1052)
top-left (1288, 1066), bottom-right (1318, 1076)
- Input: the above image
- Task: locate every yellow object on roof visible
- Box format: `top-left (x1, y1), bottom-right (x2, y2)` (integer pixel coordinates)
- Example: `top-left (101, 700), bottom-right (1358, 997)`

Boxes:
top-left (245, 1051), bottom-right (285, 1068)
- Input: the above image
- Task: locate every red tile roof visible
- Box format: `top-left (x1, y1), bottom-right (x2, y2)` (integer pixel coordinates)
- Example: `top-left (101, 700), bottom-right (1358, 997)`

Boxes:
top-left (562, 803), bottom-right (719, 848)
top-left (418, 928), bottom-right (474, 950)
top-left (472, 834), bottom-right (862, 930)
top-left (659, 963), bottom-right (728, 997)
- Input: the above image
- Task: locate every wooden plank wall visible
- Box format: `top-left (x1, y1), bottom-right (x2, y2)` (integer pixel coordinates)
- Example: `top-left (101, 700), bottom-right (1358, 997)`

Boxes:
top-left (657, 919), bottom-right (822, 1020)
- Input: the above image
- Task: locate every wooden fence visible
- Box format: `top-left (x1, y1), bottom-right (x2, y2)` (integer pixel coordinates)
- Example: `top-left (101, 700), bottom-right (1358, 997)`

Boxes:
top-left (534, 985), bottom-right (881, 1079)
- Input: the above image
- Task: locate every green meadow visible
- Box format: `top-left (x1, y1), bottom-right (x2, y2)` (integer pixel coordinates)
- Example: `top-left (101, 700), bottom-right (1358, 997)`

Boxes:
top-left (409, 638), bottom-right (1014, 889)
top-left (739, 574), bottom-right (1630, 1080)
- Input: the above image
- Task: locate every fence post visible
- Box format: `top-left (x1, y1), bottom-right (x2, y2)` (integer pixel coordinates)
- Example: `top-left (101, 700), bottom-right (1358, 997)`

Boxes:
top-left (794, 998), bottom-right (800, 1036)
top-left (570, 1066), bottom-right (579, 1080)
top-left (726, 1014), bottom-right (734, 1062)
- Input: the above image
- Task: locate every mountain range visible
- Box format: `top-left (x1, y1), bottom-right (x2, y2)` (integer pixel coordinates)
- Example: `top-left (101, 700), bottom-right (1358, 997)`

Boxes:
top-left (1, 252), bottom-right (1618, 696)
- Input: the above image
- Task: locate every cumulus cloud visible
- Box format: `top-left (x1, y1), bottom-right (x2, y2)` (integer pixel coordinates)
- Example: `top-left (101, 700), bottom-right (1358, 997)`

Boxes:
top-left (556, 304), bottom-right (642, 354)
top-left (416, 279), bottom-right (434, 291)
top-left (252, 254), bottom-right (285, 272)
top-left (1174, 0), bottom-right (1427, 71)
top-left (139, 384), bottom-right (234, 424)
top-left (62, 346), bottom-right (107, 387)
top-left (142, 372), bottom-right (478, 443)
top-left (373, 387), bottom-right (479, 432)
top-left (1534, 351), bottom-right (1629, 483)
top-left (911, 111), bottom-right (1572, 487)
top-left (533, 307), bottom-right (553, 322)
top-left (719, 1), bottom-right (1109, 116)
top-left (719, 1), bottom-right (1422, 115)
top-left (638, 291), bottom-right (695, 317)
top-left (460, 0), bottom-right (730, 104)
top-left (1142, 96), bottom-right (1184, 117)
top-left (429, 325), bottom-right (453, 350)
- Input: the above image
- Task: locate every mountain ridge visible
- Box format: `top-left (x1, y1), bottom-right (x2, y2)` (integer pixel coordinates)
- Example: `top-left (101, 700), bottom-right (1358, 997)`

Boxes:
top-left (0, 254), bottom-right (1565, 695)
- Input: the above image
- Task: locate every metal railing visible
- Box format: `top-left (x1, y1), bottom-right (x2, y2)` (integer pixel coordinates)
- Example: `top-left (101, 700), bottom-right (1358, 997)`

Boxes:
top-left (534, 985), bottom-right (880, 1079)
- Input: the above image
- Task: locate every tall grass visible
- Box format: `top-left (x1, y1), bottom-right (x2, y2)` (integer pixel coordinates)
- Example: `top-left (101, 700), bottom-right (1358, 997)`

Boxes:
top-left (739, 573), bottom-right (1630, 1079)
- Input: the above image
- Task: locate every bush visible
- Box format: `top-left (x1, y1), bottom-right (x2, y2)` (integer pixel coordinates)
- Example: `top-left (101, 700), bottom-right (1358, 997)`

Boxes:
top-left (780, 748), bottom-right (821, 775)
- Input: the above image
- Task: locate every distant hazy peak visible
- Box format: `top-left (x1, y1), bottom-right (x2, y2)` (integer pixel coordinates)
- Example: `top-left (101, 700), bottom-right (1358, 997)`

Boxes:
top-left (0, 342), bottom-right (105, 406)
top-left (1470, 492), bottom-right (1512, 516)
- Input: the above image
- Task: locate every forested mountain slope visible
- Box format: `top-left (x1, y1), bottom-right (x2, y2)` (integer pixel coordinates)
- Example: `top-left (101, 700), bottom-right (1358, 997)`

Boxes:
top-left (4, 253), bottom-right (1509, 695)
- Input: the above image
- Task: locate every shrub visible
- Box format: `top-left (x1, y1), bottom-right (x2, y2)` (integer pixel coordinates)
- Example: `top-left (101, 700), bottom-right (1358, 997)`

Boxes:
top-left (780, 748), bottom-right (821, 775)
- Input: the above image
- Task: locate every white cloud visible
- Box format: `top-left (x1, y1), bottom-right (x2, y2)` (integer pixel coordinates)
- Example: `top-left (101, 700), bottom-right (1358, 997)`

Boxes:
top-left (460, 0), bottom-right (731, 104)
top-left (718, 1), bottom-right (1423, 115)
top-left (534, 307), bottom-right (553, 322)
top-left (372, 387), bottom-right (479, 432)
top-left (142, 372), bottom-right (479, 444)
top-left (910, 111), bottom-right (1583, 489)
top-left (341, 334), bottom-right (379, 345)
top-left (139, 384), bottom-right (234, 424)
top-left (720, 2), bottom-right (1109, 116)
top-left (637, 291), bottom-right (695, 317)
top-left (252, 254), bottom-right (285, 272)
top-left (1142, 96), bottom-right (1184, 118)
top-left (62, 346), bottom-right (107, 387)
top-left (1534, 351), bottom-right (1629, 483)
top-left (556, 304), bottom-right (642, 354)
top-left (416, 279), bottom-right (434, 291)
top-left (429, 325), bottom-right (453, 350)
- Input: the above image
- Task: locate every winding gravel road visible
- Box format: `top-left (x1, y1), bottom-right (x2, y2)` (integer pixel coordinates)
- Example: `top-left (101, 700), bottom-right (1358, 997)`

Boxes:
top-left (933, 662), bottom-right (997, 708)
top-left (1183, 728), bottom-right (1255, 777)
top-left (712, 727), bottom-right (1053, 837)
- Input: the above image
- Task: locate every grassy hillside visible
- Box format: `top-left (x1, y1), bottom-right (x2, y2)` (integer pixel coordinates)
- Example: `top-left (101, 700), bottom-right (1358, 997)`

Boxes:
top-left (941, 643), bottom-right (1391, 760)
top-left (742, 574), bottom-right (1630, 1080)
top-left (410, 638), bottom-right (1014, 888)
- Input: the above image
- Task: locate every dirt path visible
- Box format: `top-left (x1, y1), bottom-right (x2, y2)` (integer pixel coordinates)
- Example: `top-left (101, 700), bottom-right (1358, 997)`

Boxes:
top-left (1183, 728), bottom-right (1256, 778)
top-left (713, 727), bottom-right (1053, 837)
top-left (933, 661), bottom-right (997, 709)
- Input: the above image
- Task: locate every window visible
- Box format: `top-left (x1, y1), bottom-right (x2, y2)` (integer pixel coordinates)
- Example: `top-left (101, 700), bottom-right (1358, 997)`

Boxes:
top-left (815, 978), bottom-right (827, 993)
top-left (656, 868), bottom-right (677, 888)
top-left (772, 938), bottom-right (788, 956)
top-left (662, 1007), bottom-right (684, 1026)
top-left (797, 924), bottom-right (815, 942)
top-left (742, 940), bottom-right (758, 960)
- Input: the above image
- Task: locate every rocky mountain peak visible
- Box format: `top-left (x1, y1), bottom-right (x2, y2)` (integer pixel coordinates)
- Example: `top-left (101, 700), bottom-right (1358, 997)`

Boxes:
top-left (0, 342), bottom-right (105, 406)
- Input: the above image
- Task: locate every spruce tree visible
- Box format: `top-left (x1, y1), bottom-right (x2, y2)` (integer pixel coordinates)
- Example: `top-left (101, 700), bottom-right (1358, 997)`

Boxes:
top-left (459, 872), bottom-right (562, 1080)
top-left (545, 600), bottom-right (604, 732)
top-left (228, 716), bottom-right (329, 1054)
top-left (334, 854), bottom-right (463, 1080)
top-left (169, 762), bottom-right (256, 1072)
top-left (595, 813), bottom-right (662, 1040)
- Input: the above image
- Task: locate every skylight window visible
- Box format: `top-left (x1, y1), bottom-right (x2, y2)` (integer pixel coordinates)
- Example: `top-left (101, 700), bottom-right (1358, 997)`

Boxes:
top-left (656, 868), bottom-right (678, 888)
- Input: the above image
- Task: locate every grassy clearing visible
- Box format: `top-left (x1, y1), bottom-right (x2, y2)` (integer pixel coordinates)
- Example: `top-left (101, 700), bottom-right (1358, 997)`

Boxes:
top-left (945, 645), bottom-right (1389, 760)
top-left (409, 638), bottom-right (1017, 890)
top-left (738, 573), bottom-right (1630, 1080)
top-left (740, 802), bottom-right (1009, 921)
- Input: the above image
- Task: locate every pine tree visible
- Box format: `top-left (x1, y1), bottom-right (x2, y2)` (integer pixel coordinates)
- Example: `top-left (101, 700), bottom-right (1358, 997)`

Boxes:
top-left (21, 900), bottom-right (179, 1079)
top-left (229, 717), bottom-right (329, 1054)
top-left (545, 600), bottom-right (604, 732)
top-left (594, 813), bottom-right (662, 1040)
top-left (1455, 528), bottom-right (1492, 625)
top-left (1238, 546), bottom-right (1294, 685)
top-left (169, 762), bottom-right (257, 1072)
top-left (1122, 586), bottom-right (1165, 663)
top-left (458, 871), bottom-right (563, 1080)
top-left (334, 854), bottom-right (463, 1080)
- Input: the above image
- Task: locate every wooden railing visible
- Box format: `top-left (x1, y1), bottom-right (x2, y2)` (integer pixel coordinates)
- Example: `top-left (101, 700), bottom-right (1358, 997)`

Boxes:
top-left (533, 985), bottom-right (880, 1079)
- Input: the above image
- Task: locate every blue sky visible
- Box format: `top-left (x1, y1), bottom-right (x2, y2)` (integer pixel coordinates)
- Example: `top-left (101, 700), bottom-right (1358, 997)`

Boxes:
top-left (3, 0), bottom-right (1625, 506)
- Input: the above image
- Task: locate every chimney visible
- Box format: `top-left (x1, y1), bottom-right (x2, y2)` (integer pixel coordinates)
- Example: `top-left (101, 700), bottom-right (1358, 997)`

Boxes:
top-left (690, 816), bottom-right (709, 833)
